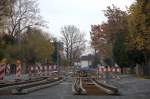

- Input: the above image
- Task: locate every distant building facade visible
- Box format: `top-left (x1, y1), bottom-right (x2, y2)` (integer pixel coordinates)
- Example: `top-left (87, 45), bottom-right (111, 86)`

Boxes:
top-left (78, 54), bottom-right (94, 68)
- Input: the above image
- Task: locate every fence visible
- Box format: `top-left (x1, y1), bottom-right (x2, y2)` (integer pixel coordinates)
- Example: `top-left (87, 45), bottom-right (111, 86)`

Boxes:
top-left (0, 63), bottom-right (59, 81)
top-left (97, 66), bottom-right (121, 80)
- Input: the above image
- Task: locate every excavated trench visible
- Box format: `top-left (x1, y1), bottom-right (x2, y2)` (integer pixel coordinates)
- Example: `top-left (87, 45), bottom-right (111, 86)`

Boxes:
top-left (82, 79), bottom-right (109, 96)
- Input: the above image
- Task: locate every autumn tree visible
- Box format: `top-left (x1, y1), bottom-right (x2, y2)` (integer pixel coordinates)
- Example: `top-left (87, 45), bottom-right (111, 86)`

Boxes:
top-left (0, 26), bottom-right (16, 62)
top-left (104, 6), bottom-right (130, 72)
top-left (61, 25), bottom-right (86, 66)
top-left (127, 0), bottom-right (150, 76)
top-left (0, 0), bottom-right (46, 64)
top-left (103, 5), bottom-right (128, 43)
top-left (22, 27), bottom-right (54, 65)
top-left (90, 5), bottom-right (130, 72)
top-left (90, 24), bottom-right (112, 65)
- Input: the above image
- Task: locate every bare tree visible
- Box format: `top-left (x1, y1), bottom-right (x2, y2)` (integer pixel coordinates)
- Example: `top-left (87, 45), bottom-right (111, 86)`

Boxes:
top-left (61, 25), bottom-right (86, 66)
top-left (0, 0), bottom-right (14, 16)
top-left (0, 0), bottom-right (15, 35)
top-left (6, 0), bottom-right (44, 37)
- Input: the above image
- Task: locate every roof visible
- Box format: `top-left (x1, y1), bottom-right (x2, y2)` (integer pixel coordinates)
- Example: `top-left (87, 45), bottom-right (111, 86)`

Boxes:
top-left (80, 54), bottom-right (94, 61)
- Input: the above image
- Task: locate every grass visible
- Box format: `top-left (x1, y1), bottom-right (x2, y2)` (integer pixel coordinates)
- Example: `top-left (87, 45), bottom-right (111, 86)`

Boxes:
top-left (143, 76), bottom-right (150, 79)
top-left (137, 76), bottom-right (150, 79)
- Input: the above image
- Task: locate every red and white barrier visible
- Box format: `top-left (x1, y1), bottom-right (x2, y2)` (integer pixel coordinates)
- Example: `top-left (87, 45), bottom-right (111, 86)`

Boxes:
top-left (98, 66), bottom-right (121, 73)
top-left (44, 66), bottom-right (47, 76)
top-left (116, 68), bottom-right (121, 72)
top-left (48, 65), bottom-right (52, 75)
top-left (98, 66), bottom-right (121, 80)
top-left (0, 64), bottom-right (6, 80)
top-left (6, 64), bottom-right (10, 75)
top-left (104, 68), bottom-right (106, 72)
top-left (112, 68), bottom-right (116, 72)
top-left (53, 65), bottom-right (57, 70)
top-left (35, 66), bottom-right (39, 76)
top-left (108, 67), bottom-right (112, 72)
top-left (16, 63), bottom-right (21, 80)
top-left (27, 65), bottom-right (59, 78)
top-left (29, 66), bottom-right (34, 77)
top-left (39, 66), bottom-right (43, 76)
top-left (98, 67), bottom-right (103, 74)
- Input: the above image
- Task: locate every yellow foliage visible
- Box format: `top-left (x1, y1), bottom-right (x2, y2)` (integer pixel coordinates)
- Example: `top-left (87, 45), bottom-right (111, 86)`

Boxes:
top-left (134, 36), bottom-right (145, 50)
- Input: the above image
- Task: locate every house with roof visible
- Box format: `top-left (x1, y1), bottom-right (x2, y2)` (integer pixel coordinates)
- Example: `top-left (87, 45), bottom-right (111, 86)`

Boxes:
top-left (79, 54), bottom-right (95, 68)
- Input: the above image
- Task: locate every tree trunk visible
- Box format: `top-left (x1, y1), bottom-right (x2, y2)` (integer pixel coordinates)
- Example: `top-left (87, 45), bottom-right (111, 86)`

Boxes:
top-left (135, 64), bottom-right (139, 76)
top-left (143, 53), bottom-right (150, 76)
top-left (135, 63), bottom-right (143, 76)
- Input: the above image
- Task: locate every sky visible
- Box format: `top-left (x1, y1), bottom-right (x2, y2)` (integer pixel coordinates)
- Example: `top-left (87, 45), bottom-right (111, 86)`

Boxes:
top-left (38, 0), bottom-right (135, 41)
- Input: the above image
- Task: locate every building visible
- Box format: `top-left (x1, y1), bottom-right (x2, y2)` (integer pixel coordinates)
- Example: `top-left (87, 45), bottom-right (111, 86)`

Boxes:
top-left (79, 54), bottom-right (94, 68)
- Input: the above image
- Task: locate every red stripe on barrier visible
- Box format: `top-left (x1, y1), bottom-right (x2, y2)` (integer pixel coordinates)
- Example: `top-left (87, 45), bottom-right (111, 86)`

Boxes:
top-left (0, 64), bottom-right (6, 80)
top-left (16, 64), bottom-right (21, 80)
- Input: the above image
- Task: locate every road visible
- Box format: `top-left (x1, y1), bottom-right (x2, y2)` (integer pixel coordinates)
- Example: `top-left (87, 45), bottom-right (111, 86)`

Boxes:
top-left (27, 77), bottom-right (73, 98)
top-left (111, 75), bottom-right (150, 96)
top-left (0, 76), bottom-right (150, 99)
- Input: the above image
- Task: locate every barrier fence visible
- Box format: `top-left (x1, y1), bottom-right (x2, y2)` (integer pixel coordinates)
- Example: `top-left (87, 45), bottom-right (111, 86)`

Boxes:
top-left (97, 66), bottom-right (121, 80)
top-left (28, 65), bottom-right (59, 78)
top-left (0, 64), bottom-right (5, 80)
top-left (0, 63), bottom-right (59, 81)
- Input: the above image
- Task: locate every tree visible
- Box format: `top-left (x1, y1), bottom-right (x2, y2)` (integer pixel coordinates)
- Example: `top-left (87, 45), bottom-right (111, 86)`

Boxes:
top-left (113, 32), bottom-right (131, 73)
top-left (90, 5), bottom-right (129, 68)
top-left (6, 0), bottom-right (44, 37)
top-left (22, 28), bottom-right (54, 65)
top-left (0, 34), bottom-right (16, 62)
top-left (104, 5), bottom-right (128, 43)
top-left (127, 0), bottom-right (150, 76)
top-left (90, 24), bottom-right (112, 66)
top-left (61, 25), bottom-right (86, 66)
top-left (51, 38), bottom-right (64, 65)
top-left (0, 0), bottom-right (15, 36)
top-left (0, 0), bottom-right (46, 64)
top-left (51, 38), bottom-right (58, 65)
top-left (0, 0), bottom-right (12, 20)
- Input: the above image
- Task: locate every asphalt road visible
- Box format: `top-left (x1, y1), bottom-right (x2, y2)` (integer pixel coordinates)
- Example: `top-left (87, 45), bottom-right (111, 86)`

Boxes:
top-left (111, 75), bottom-right (150, 96)
top-left (27, 77), bottom-right (73, 97)
top-left (0, 76), bottom-right (150, 99)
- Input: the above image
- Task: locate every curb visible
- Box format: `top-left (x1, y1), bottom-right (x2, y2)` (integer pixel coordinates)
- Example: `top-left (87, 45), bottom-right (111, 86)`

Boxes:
top-left (0, 78), bottom-right (45, 91)
top-left (72, 78), bottom-right (87, 95)
top-left (92, 80), bottom-right (114, 94)
top-left (93, 80), bottom-right (120, 95)
top-left (79, 78), bottom-right (87, 95)
top-left (12, 79), bottom-right (63, 94)
top-left (72, 79), bottom-right (78, 95)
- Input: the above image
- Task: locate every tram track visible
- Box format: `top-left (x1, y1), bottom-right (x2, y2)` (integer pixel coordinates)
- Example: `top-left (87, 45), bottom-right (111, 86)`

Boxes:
top-left (12, 77), bottom-right (63, 94)
top-left (0, 77), bottom-right (63, 95)
top-left (72, 77), bottom-right (120, 96)
top-left (0, 77), bottom-right (45, 89)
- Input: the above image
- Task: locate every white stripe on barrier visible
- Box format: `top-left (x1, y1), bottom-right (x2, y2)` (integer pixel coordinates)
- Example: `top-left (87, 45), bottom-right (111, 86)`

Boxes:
top-left (6, 64), bottom-right (10, 75)
top-left (16, 64), bottom-right (21, 80)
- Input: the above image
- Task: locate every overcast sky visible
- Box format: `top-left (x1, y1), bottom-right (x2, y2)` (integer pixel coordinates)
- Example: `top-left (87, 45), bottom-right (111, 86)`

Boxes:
top-left (38, 0), bottom-right (135, 41)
